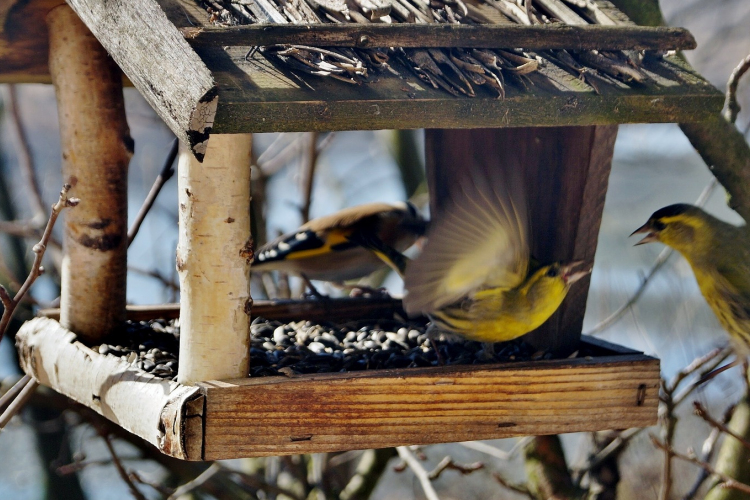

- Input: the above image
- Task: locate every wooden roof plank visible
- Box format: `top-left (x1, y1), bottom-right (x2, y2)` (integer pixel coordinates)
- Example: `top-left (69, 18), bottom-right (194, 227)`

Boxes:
top-left (204, 46), bottom-right (723, 132)
top-left (179, 23), bottom-right (696, 51)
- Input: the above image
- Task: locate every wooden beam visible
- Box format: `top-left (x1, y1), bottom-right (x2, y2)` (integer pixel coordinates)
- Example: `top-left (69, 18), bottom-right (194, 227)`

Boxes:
top-left (48, 5), bottom-right (131, 343)
top-left (177, 134), bottom-right (253, 384)
top-left (425, 126), bottom-right (617, 355)
top-left (16, 317), bottom-right (203, 460)
top-left (199, 352), bottom-right (658, 459)
top-left (180, 23), bottom-right (696, 51)
top-left (65, 0), bottom-right (217, 160)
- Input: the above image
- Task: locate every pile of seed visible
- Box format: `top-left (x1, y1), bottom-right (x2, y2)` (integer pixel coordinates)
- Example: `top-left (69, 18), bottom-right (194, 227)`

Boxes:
top-left (94, 319), bottom-right (181, 381)
top-left (248, 316), bottom-right (537, 376)
top-left (94, 317), bottom-right (539, 380)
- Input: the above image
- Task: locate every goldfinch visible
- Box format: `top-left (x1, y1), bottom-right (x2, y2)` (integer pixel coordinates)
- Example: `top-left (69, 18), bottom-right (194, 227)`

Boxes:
top-left (252, 201), bottom-right (427, 282)
top-left (403, 166), bottom-right (589, 344)
top-left (632, 204), bottom-right (750, 353)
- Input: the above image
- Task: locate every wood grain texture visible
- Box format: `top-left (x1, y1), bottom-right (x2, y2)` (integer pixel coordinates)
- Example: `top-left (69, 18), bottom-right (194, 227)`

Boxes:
top-left (65, 0), bottom-right (217, 159)
top-left (177, 135), bottom-right (253, 384)
top-left (0, 0), bottom-right (63, 83)
top-left (425, 126), bottom-right (617, 354)
top-left (49, 5), bottom-right (131, 342)
top-left (16, 317), bottom-right (202, 460)
top-left (179, 23), bottom-right (695, 51)
top-left (198, 353), bottom-right (659, 459)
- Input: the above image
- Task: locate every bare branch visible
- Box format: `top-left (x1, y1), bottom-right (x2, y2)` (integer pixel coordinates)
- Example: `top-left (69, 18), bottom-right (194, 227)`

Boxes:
top-left (694, 402), bottom-right (750, 454)
top-left (427, 456), bottom-right (483, 480)
top-left (682, 405), bottom-right (734, 500)
top-left (396, 447), bottom-right (441, 500)
top-left (493, 472), bottom-right (534, 499)
top-left (0, 184), bottom-right (78, 345)
top-left (128, 138), bottom-right (178, 246)
top-left (651, 436), bottom-right (750, 495)
top-left (0, 376), bottom-right (38, 428)
top-left (100, 433), bottom-right (148, 500)
top-left (459, 437), bottom-right (530, 461)
top-left (6, 85), bottom-right (46, 221)
top-left (167, 463), bottom-right (222, 500)
top-left (724, 53), bottom-right (750, 125)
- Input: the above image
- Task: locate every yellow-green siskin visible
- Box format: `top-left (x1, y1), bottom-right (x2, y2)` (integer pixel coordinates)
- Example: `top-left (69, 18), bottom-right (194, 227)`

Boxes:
top-left (632, 203), bottom-right (750, 354)
top-left (403, 168), bottom-right (589, 344)
top-left (252, 202), bottom-right (427, 282)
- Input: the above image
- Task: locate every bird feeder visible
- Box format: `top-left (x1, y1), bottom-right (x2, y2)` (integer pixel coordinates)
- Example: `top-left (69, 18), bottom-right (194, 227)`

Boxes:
top-left (2, 0), bottom-right (722, 460)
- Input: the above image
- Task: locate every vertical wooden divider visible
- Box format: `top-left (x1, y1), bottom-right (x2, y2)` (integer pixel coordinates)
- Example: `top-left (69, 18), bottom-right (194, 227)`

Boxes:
top-left (177, 134), bottom-right (252, 384)
top-left (425, 126), bottom-right (617, 354)
top-left (48, 5), bottom-right (132, 343)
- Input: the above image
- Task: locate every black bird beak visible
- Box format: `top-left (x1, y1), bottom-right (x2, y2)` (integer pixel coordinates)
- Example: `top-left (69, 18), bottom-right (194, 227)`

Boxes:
top-left (630, 223), bottom-right (658, 246)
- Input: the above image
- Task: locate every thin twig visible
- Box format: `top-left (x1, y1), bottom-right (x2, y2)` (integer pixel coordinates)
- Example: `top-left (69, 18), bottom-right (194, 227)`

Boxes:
top-left (458, 437), bottom-right (531, 461)
top-left (682, 404), bottom-right (735, 500)
top-left (723, 53), bottom-right (750, 124)
top-left (129, 471), bottom-right (175, 497)
top-left (101, 433), bottom-right (148, 500)
top-left (0, 376), bottom-right (38, 428)
top-left (493, 472), bottom-right (534, 499)
top-left (168, 463), bottom-right (222, 500)
top-left (395, 447), bottom-right (440, 500)
top-left (427, 456), bottom-right (483, 480)
top-left (128, 138), bottom-right (178, 246)
top-left (229, 469), bottom-right (307, 500)
top-left (574, 427), bottom-right (644, 485)
top-left (0, 184), bottom-right (78, 345)
top-left (694, 401), bottom-right (750, 453)
top-left (6, 85), bottom-right (46, 221)
top-left (300, 132), bottom-right (320, 224)
top-left (0, 374), bottom-right (31, 412)
top-left (586, 178), bottom-right (718, 335)
top-left (651, 436), bottom-right (750, 495)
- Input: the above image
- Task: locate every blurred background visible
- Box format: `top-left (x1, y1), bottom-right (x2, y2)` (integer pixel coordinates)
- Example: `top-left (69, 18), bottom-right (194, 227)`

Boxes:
top-left (1, 0), bottom-right (749, 498)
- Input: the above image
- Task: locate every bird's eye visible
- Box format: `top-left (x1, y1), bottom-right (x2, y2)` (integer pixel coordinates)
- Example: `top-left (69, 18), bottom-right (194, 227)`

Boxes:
top-left (653, 220), bottom-right (666, 231)
top-left (546, 267), bottom-right (559, 278)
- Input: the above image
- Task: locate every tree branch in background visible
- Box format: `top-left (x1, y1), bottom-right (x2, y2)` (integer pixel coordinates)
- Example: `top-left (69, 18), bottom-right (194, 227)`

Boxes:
top-left (724, 53), bottom-right (750, 125)
top-left (695, 402), bottom-right (750, 454)
top-left (651, 436), bottom-right (750, 497)
top-left (339, 448), bottom-right (397, 500)
top-left (396, 447), bottom-right (441, 500)
top-left (6, 85), bottom-right (46, 221)
top-left (0, 184), bottom-right (78, 344)
top-left (523, 435), bottom-right (585, 500)
top-left (100, 431), bottom-right (149, 500)
top-left (0, 374), bottom-right (37, 428)
top-left (127, 138), bottom-right (178, 246)
top-left (300, 131), bottom-right (320, 224)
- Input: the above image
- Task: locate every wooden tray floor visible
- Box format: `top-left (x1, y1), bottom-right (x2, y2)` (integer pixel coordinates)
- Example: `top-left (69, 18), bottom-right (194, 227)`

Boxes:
top-left (19, 301), bottom-right (659, 460)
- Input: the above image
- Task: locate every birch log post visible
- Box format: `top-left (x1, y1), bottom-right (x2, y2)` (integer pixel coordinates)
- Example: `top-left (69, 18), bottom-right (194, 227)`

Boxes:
top-left (176, 134), bottom-right (252, 384)
top-left (47, 5), bottom-right (132, 343)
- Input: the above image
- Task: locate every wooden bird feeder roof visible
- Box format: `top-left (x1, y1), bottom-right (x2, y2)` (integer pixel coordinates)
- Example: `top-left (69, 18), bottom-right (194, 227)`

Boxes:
top-left (0, 0), bottom-right (722, 158)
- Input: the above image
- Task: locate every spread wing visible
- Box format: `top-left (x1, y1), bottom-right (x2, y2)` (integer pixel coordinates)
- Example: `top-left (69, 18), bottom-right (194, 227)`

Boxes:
top-left (403, 166), bottom-right (529, 314)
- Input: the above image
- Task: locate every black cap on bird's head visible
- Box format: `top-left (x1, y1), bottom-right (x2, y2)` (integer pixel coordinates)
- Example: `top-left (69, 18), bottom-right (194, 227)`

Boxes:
top-left (630, 203), bottom-right (696, 245)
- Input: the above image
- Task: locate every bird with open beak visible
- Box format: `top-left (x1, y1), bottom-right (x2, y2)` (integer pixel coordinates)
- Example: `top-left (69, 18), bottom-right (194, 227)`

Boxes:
top-left (632, 203), bottom-right (750, 354)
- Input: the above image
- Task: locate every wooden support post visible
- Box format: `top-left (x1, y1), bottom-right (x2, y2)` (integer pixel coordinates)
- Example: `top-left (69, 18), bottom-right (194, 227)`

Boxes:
top-left (48, 5), bottom-right (132, 343)
top-left (177, 134), bottom-right (252, 384)
top-left (425, 126), bottom-right (617, 354)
